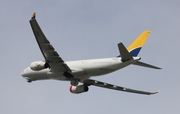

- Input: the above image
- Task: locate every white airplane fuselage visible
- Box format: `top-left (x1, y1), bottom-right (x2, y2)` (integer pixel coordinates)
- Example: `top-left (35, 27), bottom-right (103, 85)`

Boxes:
top-left (21, 13), bottom-right (161, 95)
top-left (22, 57), bottom-right (140, 82)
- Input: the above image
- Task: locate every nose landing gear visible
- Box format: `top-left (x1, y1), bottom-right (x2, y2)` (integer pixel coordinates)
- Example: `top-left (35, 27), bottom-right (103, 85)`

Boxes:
top-left (27, 79), bottom-right (32, 83)
top-left (24, 77), bottom-right (32, 83)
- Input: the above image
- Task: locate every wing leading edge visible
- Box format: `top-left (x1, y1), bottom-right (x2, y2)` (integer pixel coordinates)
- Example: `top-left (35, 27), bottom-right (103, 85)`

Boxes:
top-left (29, 12), bottom-right (71, 72)
top-left (83, 79), bottom-right (160, 95)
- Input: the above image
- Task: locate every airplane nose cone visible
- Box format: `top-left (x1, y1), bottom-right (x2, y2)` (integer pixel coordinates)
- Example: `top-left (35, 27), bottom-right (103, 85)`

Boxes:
top-left (21, 69), bottom-right (32, 83)
top-left (21, 71), bottom-right (24, 76)
top-left (21, 67), bottom-right (29, 77)
top-left (21, 68), bottom-right (29, 77)
top-left (21, 70), bottom-right (27, 77)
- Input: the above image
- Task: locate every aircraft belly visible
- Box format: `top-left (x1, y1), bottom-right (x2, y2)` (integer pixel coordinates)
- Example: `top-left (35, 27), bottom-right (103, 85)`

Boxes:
top-left (46, 68), bottom-right (87, 81)
top-left (47, 71), bottom-right (66, 80)
top-left (71, 68), bottom-right (88, 80)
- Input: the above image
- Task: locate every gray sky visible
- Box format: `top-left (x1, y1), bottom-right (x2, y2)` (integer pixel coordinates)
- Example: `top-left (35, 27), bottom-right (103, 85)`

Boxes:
top-left (0, 0), bottom-right (179, 114)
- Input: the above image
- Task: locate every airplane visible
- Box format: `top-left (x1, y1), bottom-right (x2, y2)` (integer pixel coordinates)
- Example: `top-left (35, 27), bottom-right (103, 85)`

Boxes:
top-left (21, 12), bottom-right (161, 95)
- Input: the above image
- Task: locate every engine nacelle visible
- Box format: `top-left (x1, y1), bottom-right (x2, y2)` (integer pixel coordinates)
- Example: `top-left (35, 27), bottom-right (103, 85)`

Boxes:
top-left (70, 85), bottom-right (89, 94)
top-left (30, 61), bottom-right (49, 71)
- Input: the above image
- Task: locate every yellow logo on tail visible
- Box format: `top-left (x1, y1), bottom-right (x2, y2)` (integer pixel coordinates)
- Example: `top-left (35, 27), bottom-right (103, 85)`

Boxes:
top-left (127, 30), bottom-right (151, 56)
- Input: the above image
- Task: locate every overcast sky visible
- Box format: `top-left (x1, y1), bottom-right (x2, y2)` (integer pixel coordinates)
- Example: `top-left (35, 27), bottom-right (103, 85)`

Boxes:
top-left (0, 0), bottom-right (180, 114)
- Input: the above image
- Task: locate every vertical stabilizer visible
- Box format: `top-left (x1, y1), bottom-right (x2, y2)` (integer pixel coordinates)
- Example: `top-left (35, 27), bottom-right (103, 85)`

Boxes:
top-left (127, 31), bottom-right (151, 56)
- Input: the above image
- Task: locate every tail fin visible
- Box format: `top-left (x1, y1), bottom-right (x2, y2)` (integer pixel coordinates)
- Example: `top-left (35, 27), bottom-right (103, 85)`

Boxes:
top-left (127, 30), bottom-right (151, 56)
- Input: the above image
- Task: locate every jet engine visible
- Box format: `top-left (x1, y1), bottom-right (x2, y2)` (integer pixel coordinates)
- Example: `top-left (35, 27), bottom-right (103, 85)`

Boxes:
top-left (30, 61), bottom-right (49, 71)
top-left (70, 85), bottom-right (89, 94)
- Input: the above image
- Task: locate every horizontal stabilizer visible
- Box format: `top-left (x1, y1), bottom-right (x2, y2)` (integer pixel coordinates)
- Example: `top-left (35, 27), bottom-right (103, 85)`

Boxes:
top-left (118, 43), bottom-right (133, 62)
top-left (133, 61), bottom-right (161, 69)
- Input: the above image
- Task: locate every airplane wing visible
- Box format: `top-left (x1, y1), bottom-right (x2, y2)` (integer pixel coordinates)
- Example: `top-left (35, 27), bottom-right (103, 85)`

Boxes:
top-left (29, 13), bottom-right (71, 72)
top-left (83, 79), bottom-right (159, 95)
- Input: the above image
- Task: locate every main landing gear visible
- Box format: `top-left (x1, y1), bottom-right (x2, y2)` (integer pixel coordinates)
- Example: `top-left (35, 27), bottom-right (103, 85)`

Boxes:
top-left (70, 79), bottom-right (79, 86)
